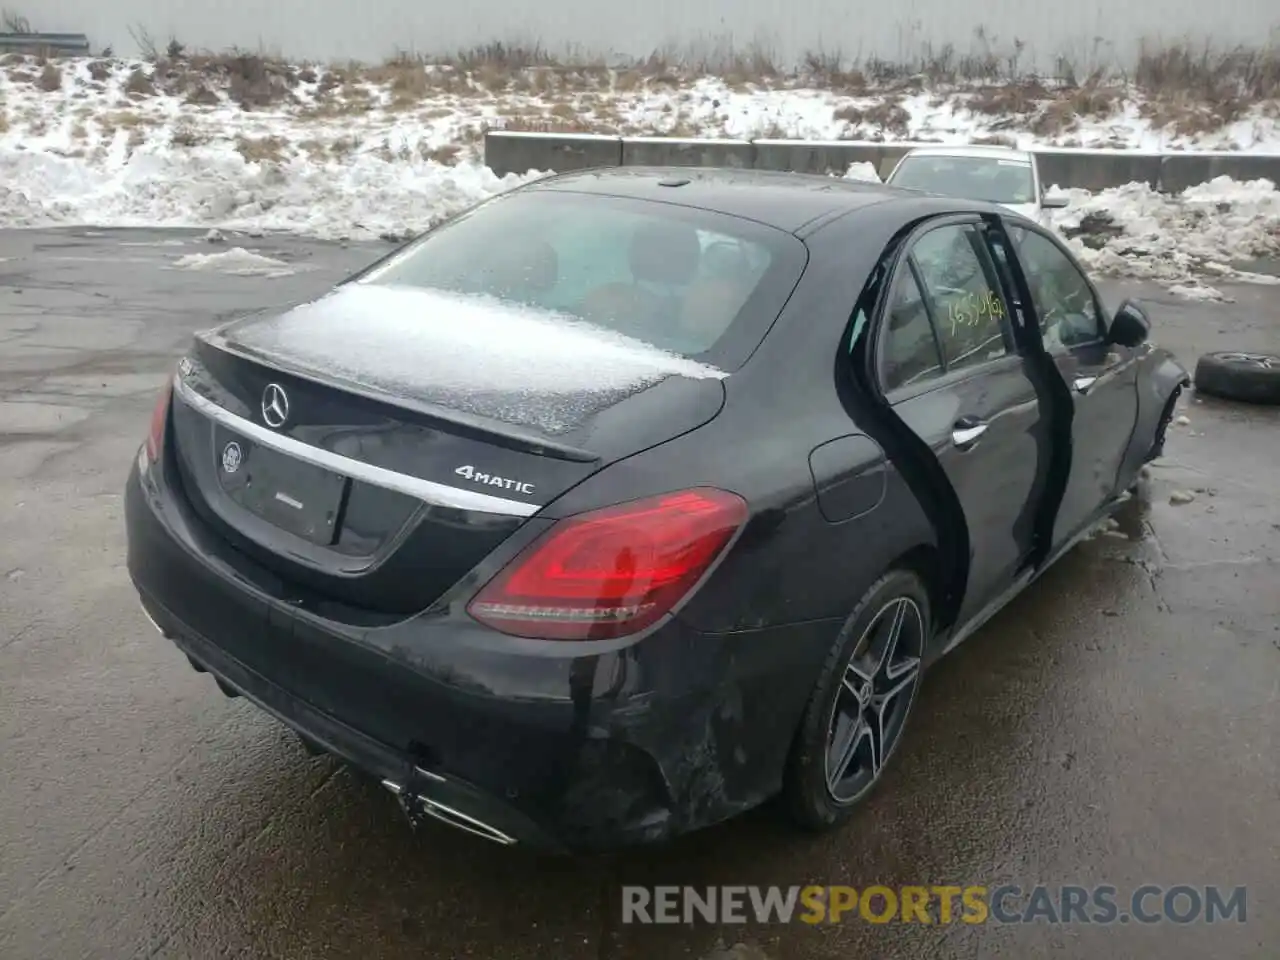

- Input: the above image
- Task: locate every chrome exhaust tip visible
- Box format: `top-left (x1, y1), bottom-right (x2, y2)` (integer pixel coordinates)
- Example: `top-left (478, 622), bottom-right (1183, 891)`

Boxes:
top-left (381, 778), bottom-right (517, 846)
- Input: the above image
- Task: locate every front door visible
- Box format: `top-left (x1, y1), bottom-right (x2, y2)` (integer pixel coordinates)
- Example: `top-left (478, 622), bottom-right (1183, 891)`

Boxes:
top-left (877, 220), bottom-right (1052, 626)
top-left (1008, 226), bottom-right (1141, 546)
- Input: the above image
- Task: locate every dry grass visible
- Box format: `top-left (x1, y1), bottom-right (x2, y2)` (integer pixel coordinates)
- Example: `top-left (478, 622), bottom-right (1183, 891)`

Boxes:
top-left (834, 99), bottom-right (911, 138)
top-left (123, 67), bottom-right (155, 97)
top-left (547, 101), bottom-right (579, 121)
top-left (613, 69), bottom-right (644, 92)
top-left (102, 109), bottom-right (146, 129)
top-left (171, 123), bottom-right (206, 147)
top-left (964, 78), bottom-right (1050, 118)
top-left (7, 29), bottom-right (1279, 143)
top-left (224, 56), bottom-right (295, 108)
top-left (328, 135), bottom-right (360, 157)
top-left (1128, 44), bottom-right (1276, 138)
top-left (510, 68), bottom-right (561, 96)
top-left (298, 92), bottom-right (375, 119)
top-left (127, 49), bottom-right (302, 108)
top-left (183, 83), bottom-right (219, 106)
top-left (235, 134), bottom-right (288, 163)
top-left (969, 133), bottom-right (1017, 147)
top-left (362, 54), bottom-right (435, 107)
top-left (95, 109), bottom-right (152, 142)
top-left (420, 142), bottom-right (462, 164)
top-left (454, 124), bottom-right (486, 147)
top-left (495, 116), bottom-right (608, 134)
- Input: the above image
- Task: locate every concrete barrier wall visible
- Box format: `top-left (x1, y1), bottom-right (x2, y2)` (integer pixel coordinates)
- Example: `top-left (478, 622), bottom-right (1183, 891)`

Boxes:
top-left (1158, 153), bottom-right (1280, 194)
top-left (621, 137), bottom-right (755, 169)
top-left (484, 132), bottom-right (623, 178)
top-left (484, 131), bottom-right (1280, 193)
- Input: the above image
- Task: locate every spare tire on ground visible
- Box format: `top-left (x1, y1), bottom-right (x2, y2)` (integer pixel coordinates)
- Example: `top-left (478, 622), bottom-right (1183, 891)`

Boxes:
top-left (1193, 351), bottom-right (1280, 405)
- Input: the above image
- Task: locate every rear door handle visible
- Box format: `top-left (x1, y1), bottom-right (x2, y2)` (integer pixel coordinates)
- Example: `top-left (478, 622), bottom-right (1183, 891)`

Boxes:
top-left (952, 421), bottom-right (989, 447)
top-left (1073, 375), bottom-right (1098, 394)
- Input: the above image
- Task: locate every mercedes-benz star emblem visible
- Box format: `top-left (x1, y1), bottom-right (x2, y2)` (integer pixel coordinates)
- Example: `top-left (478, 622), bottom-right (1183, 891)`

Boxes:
top-left (261, 383), bottom-right (289, 429)
top-left (221, 441), bottom-right (242, 474)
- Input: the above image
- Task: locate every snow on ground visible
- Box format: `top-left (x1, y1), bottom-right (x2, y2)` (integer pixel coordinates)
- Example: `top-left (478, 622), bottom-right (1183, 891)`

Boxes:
top-left (1, 55), bottom-right (1279, 292)
top-left (1054, 176), bottom-right (1280, 293)
top-left (171, 246), bottom-right (303, 277)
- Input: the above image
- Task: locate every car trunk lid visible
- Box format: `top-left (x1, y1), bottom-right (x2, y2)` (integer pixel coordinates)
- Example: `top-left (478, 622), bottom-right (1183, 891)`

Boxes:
top-left (168, 283), bottom-right (728, 619)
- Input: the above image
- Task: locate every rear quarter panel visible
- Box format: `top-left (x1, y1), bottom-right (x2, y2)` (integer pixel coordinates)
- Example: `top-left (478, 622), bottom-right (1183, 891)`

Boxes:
top-left (1119, 346), bottom-right (1190, 484)
top-left (544, 218), bottom-right (940, 637)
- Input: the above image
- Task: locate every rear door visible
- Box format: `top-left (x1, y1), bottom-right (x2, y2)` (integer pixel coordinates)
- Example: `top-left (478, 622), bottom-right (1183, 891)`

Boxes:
top-left (876, 218), bottom-right (1051, 626)
top-left (1004, 224), bottom-right (1141, 546)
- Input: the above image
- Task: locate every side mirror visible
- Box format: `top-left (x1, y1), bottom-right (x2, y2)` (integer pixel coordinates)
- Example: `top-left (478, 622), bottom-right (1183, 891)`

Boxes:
top-left (1109, 299), bottom-right (1151, 347)
top-left (1040, 194), bottom-right (1069, 209)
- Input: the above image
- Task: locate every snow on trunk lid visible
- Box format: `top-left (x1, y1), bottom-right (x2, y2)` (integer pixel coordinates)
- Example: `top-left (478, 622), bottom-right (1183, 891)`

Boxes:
top-left (224, 283), bottom-right (727, 436)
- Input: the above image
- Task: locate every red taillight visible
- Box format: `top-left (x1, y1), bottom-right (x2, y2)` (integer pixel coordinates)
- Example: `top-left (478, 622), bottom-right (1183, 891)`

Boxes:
top-left (144, 378), bottom-right (174, 464)
top-left (467, 488), bottom-right (748, 640)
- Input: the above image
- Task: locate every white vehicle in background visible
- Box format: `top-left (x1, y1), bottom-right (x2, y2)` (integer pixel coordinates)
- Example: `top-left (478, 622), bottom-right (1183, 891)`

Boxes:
top-left (883, 145), bottom-right (1069, 227)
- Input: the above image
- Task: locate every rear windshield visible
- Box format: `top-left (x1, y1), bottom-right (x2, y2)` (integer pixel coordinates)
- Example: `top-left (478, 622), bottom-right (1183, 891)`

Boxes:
top-left (890, 156), bottom-right (1035, 205)
top-left (356, 189), bottom-right (805, 368)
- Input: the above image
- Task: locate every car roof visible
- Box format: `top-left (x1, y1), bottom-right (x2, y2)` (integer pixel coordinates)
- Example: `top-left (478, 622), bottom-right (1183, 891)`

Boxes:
top-left (899, 144), bottom-right (1034, 164)
top-left (523, 166), bottom-right (915, 234)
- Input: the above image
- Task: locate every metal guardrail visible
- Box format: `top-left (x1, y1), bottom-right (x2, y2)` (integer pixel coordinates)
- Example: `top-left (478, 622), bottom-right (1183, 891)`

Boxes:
top-left (0, 32), bottom-right (91, 54)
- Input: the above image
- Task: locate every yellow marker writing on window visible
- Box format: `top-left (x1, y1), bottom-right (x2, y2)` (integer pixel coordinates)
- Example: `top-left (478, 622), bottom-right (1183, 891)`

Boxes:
top-left (946, 291), bottom-right (1005, 333)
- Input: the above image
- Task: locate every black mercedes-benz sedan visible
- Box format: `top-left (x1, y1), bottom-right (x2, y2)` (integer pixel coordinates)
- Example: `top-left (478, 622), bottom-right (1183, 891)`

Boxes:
top-left (125, 167), bottom-right (1189, 852)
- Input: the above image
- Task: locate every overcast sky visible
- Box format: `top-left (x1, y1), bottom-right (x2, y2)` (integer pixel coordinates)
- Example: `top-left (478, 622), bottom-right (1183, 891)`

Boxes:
top-left (30, 0), bottom-right (1279, 67)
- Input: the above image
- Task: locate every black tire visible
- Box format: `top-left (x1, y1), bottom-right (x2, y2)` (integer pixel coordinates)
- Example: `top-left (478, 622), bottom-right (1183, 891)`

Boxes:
top-left (782, 568), bottom-right (930, 832)
top-left (1193, 351), bottom-right (1280, 405)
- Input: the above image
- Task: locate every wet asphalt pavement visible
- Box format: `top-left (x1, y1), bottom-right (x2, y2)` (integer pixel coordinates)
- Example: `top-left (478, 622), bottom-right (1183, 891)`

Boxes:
top-left (0, 228), bottom-right (1277, 960)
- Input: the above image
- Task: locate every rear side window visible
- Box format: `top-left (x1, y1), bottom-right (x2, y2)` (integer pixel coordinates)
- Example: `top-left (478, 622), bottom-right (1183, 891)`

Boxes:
top-left (882, 267), bottom-right (943, 390)
top-left (910, 224), bottom-right (1010, 373)
top-left (357, 191), bottom-right (801, 364)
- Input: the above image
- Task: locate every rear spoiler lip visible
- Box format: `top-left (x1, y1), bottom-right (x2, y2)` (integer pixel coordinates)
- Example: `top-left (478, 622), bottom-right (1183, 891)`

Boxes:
top-left (197, 329), bottom-right (602, 465)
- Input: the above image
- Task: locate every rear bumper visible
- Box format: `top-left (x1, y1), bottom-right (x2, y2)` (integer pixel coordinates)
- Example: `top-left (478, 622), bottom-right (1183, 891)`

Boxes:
top-left (136, 585), bottom-right (566, 851)
top-left (125, 451), bottom-right (837, 853)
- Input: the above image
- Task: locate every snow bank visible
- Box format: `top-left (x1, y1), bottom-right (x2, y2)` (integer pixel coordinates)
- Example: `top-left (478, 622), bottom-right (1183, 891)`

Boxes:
top-left (844, 161), bottom-right (881, 182)
top-left (0, 143), bottom-right (538, 240)
top-left (173, 246), bottom-right (297, 276)
top-left (1055, 176), bottom-right (1280, 287)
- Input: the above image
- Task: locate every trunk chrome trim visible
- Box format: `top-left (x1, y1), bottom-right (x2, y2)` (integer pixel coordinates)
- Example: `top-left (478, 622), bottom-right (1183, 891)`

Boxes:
top-left (172, 376), bottom-right (540, 518)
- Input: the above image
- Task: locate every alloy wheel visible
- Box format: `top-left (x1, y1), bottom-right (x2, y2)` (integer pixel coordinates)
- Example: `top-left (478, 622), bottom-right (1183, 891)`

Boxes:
top-left (823, 597), bottom-right (925, 804)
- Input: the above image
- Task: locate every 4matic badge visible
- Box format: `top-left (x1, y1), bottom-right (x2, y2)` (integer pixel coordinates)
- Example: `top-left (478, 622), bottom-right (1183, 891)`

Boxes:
top-left (454, 464), bottom-right (535, 496)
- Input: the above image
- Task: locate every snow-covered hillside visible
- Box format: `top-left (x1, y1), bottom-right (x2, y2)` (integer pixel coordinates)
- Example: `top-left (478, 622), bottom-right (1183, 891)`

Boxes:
top-left (1, 52), bottom-right (1279, 295)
